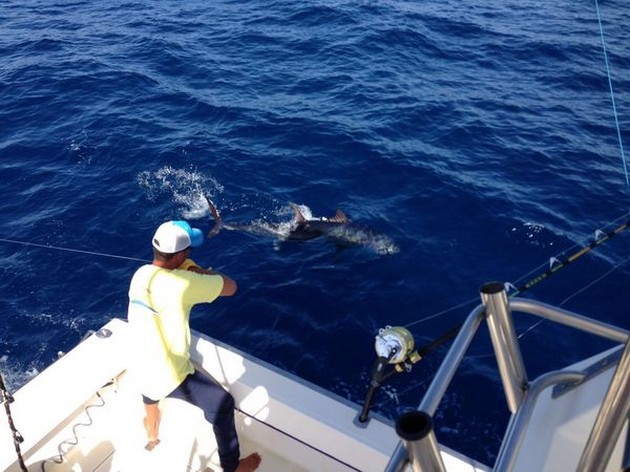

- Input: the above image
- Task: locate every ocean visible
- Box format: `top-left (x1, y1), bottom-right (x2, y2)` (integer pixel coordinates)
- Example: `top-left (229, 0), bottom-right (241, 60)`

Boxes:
top-left (1, 0), bottom-right (629, 466)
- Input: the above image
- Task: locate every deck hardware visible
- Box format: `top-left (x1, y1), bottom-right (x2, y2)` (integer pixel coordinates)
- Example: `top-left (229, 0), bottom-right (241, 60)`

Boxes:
top-left (96, 328), bottom-right (112, 339)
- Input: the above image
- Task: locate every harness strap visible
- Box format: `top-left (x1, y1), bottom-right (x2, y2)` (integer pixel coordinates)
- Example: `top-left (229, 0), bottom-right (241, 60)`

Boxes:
top-left (130, 299), bottom-right (159, 315)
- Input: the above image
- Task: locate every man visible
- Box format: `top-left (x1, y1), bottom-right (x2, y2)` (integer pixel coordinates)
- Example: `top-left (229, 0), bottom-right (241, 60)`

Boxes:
top-left (127, 220), bottom-right (261, 472)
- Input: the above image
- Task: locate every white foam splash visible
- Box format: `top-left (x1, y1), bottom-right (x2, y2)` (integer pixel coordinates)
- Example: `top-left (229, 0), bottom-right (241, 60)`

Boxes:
top-left (0, 355), bottom-right (40, 392)
top-left (137, 166), bottom-right (223, 219)
top-left (293, 204), bottom-right (315, 220)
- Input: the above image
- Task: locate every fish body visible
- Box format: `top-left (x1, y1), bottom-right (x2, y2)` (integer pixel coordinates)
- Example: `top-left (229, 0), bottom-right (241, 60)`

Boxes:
top-left (287, 204), bottom-right (399, 254)
top-left (287, 204), bottom-right (349, 241)
top-left (207, 199), bottom-right (399, 255)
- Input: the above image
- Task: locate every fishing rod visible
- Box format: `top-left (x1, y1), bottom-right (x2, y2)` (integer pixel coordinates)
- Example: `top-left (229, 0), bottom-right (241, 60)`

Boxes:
top-left (355, 325), bottom-right (461, 425)
top-left (510, 216), bottom-right (630, 296)
top-left (356, 214), bottom-right (630, 424)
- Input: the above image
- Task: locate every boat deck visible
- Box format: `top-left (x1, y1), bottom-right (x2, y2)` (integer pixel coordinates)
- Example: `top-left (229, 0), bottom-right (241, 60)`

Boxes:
top-left (29, 375), bottom-right (308, 472)
top-left (4, 295), bottom-right (630, 472)
top-left (1, 318), bottom-right (485, 472)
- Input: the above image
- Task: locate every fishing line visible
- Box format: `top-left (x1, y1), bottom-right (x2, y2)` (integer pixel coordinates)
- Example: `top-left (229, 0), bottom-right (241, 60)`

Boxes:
top-left (558, 254), bottom-right (630, 307)
top-left (405, 256), bottom-right (625, 363)
top-left (361, 2), bottom-right (630, 422)
top-left (404, 297), bottom-right (478, 329)
top-left (0, 238), bottom-right (149, 263)
top-left (467, 256), bottom-right (630, 360)
top-left (594, 0), bottom-right (629, 187)
top-left (399, 212), bottom-right (630, 363)
top-left (514, 255), bottom-right (630, 340)
top-left (371, 373), bottom-right (435, 409)
top-left (510, 212), bottom-right (630, 290)
top-left (509, 214), bottom-right (630, 296)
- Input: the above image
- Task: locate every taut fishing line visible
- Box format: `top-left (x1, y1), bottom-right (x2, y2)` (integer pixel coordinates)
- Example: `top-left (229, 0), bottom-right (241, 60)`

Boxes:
top-left (2, 214), bottom-right (630, 330)
top-left (595, 0), bottom-right (629, 187)
top-left (0, 238), bottom-right (149, 263)
top-left (403, 212), bottom-right (630, 332)
top-left (466, 255), bottom-right (630, 361)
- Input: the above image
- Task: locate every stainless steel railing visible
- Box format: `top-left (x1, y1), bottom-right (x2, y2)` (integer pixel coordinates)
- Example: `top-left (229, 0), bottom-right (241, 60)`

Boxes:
top-left (384, 282), bottom-right (630, 472)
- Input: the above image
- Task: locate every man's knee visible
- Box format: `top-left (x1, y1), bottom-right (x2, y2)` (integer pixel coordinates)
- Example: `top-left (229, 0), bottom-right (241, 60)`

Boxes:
top-left (221, 391), bottom-right (235, 412)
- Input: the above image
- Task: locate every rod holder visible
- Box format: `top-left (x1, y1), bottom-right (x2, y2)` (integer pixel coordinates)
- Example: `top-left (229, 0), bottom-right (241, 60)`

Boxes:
top-left (480, 282), bottom-right (528, 413)
top-left (395, 411), bottom-right (445, 472)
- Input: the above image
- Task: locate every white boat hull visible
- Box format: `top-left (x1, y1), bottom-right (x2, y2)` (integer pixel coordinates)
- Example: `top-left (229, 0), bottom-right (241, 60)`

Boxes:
top-left (0, 318), bottom-right (484, 472)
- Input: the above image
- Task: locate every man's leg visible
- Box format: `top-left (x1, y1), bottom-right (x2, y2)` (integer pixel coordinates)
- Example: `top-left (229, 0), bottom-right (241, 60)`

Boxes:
top-left (142, 396), bottom-right (161, 451)
top-left (169, 371), bottom-right (241, 471)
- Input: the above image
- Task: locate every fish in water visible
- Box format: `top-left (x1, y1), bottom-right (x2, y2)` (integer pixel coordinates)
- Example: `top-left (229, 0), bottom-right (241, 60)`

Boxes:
top-left (287, 204), bottom-right (400, 254)
top-left (287, 204), bottom-right (351, 241)
top-left (205, 197), bottom-right (399, 255)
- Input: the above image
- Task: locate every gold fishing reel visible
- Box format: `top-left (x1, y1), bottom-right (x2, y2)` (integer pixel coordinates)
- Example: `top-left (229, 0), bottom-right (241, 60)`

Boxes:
top-left (374, 326), bottom-right (421, 368)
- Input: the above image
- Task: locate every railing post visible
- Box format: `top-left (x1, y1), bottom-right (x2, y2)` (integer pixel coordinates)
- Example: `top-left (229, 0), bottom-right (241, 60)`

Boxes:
top-left (577, 338), bottom-right (630, 472)
top-left (480, 282), bottom-right (528, 413)
top-left (395, 411), bottom-right (445, 472)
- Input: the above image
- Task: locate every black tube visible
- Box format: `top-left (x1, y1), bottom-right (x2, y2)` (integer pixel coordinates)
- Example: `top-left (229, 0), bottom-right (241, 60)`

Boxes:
top-left (395, 410), bottom-right (433, 441)
top-left (358, 384), bottom-right (378, 423)
top-left (358, 357), bottom-right (391, 423)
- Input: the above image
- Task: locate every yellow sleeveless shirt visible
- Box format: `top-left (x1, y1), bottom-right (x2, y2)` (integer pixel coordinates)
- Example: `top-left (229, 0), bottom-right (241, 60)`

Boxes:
top-left (127, 264), bottom-right (223, 400)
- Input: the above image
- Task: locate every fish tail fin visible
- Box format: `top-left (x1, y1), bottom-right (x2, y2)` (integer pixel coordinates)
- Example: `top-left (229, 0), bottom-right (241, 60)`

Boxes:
top-left (290, 203), bottom-right (307, 222)
top-left (204, 194), bottom-right (223, 238)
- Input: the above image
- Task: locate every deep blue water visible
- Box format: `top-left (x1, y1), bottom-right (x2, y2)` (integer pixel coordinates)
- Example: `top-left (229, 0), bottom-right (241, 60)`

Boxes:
top-left (1, 0), bottom-right (629, 466)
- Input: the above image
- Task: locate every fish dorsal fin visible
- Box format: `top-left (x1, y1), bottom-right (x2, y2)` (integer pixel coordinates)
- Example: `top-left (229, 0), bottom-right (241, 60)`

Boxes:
top-left (328, 209), bottom-right (349, 223)
top-left (290, 203), bottom-right (307, 223)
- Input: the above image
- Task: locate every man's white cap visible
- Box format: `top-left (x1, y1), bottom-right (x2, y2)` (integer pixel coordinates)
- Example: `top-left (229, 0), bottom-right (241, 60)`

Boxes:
top-left (152, 221), bottom-right (204, 254)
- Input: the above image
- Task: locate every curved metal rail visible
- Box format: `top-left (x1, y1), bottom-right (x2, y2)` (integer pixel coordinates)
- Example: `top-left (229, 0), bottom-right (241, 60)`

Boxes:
top-left (385, 282), bottom-right (630, 472)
